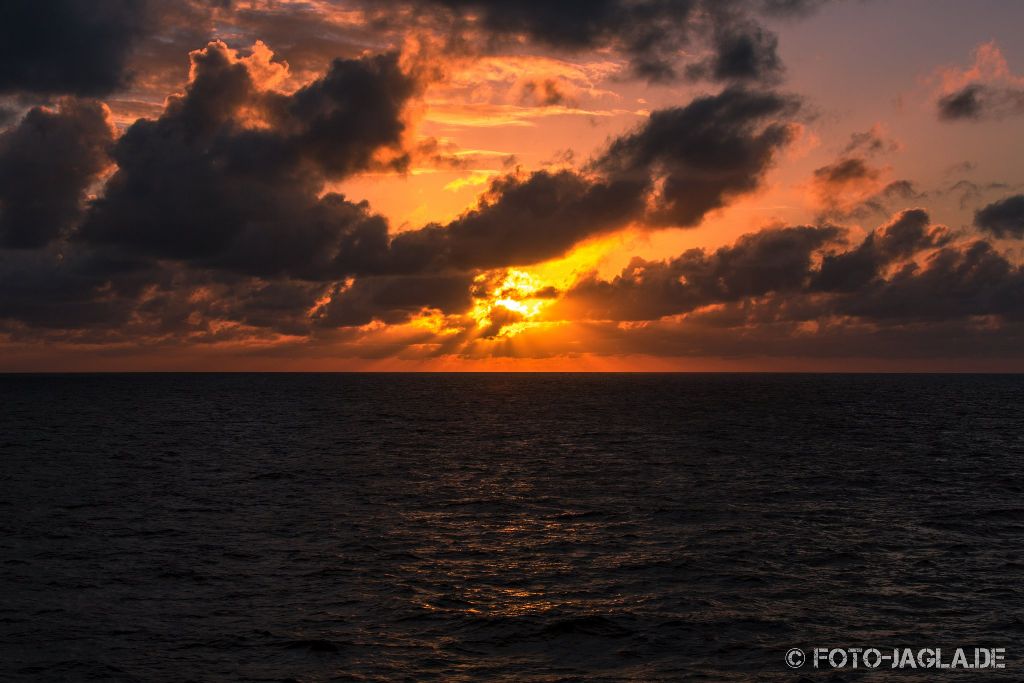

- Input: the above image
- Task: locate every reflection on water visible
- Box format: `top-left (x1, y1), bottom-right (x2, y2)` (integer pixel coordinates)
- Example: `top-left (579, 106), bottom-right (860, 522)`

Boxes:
top-left (1, 373), bottom-right (1022, 680)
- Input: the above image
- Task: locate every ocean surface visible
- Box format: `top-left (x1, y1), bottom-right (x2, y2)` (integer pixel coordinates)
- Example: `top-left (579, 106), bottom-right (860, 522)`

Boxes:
top-left (1, 373), bottom-right (1022, 681)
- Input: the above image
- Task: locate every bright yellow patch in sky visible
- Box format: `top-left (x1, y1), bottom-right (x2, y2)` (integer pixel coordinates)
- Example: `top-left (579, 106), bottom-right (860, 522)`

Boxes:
top-left (471, 269), bottom-right (552, 337)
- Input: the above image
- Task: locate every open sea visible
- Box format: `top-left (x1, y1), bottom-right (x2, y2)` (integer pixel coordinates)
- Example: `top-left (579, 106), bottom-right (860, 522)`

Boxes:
top-left (1, 373), bottom-right (1022, 681)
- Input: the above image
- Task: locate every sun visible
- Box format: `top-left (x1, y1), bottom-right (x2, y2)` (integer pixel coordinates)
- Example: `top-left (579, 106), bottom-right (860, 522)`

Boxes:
top-left (463, 235), bottom-right (627, 339)
top-left (470, 269), bottom-right (556, 337)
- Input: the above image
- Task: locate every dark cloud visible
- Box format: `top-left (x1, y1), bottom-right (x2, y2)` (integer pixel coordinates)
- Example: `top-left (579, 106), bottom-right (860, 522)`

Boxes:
top-left (400, 0), bottom-right (700, 81)
top-left (315, 273), bottom-right (476, 327)
top-left (938, 86), bottom-right (984, 120)
top-left (282, 51), bottom-right (420, 177)
top-left (162, 85), bottom-right (797, 326)
top-left (758, 0), bottom-right (832, 16)
top-left (597, 87), bottom-right (800, 226)
top-left (0, 0), bottom-right (151, 96)
top-left (975, 195), bottom-right (1024, 238)
top-left (553, 209), bottom-right (986, 325)
top-left (0, 41), bottom-right (420, 340)
top-left (149, 275), bottom-right (328, 338)
top-left (387, 170), bottom-right (647, 273)
top-left (363, 0), bottom-right (828, 83)
top-left (842, 180), bottom-right (926, 220)
top-left (0, 106), bottom-right (16, 127)
top-left (78, 42), bottom-right (416, 280)
top-left (836, 240), bottom-right (1024, 322)
top-left (810, 155), bottom-right (891, 220)
top-left (315, 84), bottom-right (803, 322)
top-left (373, 87), bottom-right (800, 278)
top-left (0, 247), bottom-right (159, 332)
top-left (0, 241), bottom-right (343, 341)
top-left (554, 225), bottom-right (840, 321)
top-left (938, 84), bottom-right (1024, 121)
top-left (0, 99), bottom-right (113, 248)
top-left (0, 59), bottom-right (802, 337)
top-left (3, 0), bottom-right (1023, 365)
top-left (813, 209), bottom-right (950, 292)
top-left (813, 157), bottom-right (877, 186)
top-left (304, 85), bottom-right (799, 287)
top-left (0, 1), bottom-right (239, 99)
top-left (685, 22), bottom-right (783, 84)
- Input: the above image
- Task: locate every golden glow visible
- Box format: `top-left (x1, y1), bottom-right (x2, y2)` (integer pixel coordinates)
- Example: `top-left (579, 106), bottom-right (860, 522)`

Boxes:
top-left (457, 232), bottom-right (627, 339)
top-left (408, 309), bottom-right (461, 335)
top-left (470, 269), bottom-right (553, 337)
top-left (443, 170), bottom-right (499, 192)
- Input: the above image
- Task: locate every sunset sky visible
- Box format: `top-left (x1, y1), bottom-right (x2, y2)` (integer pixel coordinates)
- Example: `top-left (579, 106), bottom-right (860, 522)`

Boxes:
top-left (2, 0), bottom-right (1024, 370)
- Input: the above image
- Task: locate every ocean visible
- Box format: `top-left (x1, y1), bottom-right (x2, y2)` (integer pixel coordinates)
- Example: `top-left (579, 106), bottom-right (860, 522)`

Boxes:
top-left (1, 373), bottom-right (1022, 680)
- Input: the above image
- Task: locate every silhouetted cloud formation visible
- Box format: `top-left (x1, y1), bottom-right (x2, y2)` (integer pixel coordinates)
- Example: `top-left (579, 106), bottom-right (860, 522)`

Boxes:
top-left (387, 171), bottom-right (647, 272)
top-left (834, 239), bottom-right (1024, 321)
top-left (938, 84), bottom-right (1024, 121)
top-left (813, 157), bottom-right (877, 185)
top-left (938, 86), bottom-right (983, 120)
top-left (367, 0), bottom-right (824, 83)
top-left (0, 43), bottom-right (805, 337)
top-left (0, 1), bottom-right (238, 98)
top-left (68, 40), bottom-right (799, 287)
top-left (79, 42), bottom-right (415, 280)
top-left (975, 195), bottom-right (1024, 238)
top-left (598, 87), bottom-right (800, 226)
top-left (551, 208), bottom-right (1015, 328)
top-left (336, 86), bottom-right (801, 284)
top-left (1, 3), bottom-right (1023, 365)
top-left (310, 87), bottom-right (803, 325)
top-left (0, 99), bottom-right (113, 248)
top-left (316, 273), bottom-right (476, 327)
top-left (934, 42), bottom-right (1024, 122)
top-left (685, 21), bottom-right (783, 84)
top-left (813, 209), bottom-right (950, 292)
top-left (0, 0), bottom-right (151, 96)
top-left (554, 225), bottom-right (841, 321)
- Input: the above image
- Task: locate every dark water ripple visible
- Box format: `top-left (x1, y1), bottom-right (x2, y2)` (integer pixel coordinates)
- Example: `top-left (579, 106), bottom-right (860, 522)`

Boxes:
top-left (1, 373), bottom-right (1022, 681)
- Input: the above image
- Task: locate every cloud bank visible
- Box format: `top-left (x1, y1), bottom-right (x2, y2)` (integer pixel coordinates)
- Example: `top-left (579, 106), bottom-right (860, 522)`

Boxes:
top-left (1, 1), bottom-right (1023, 368)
